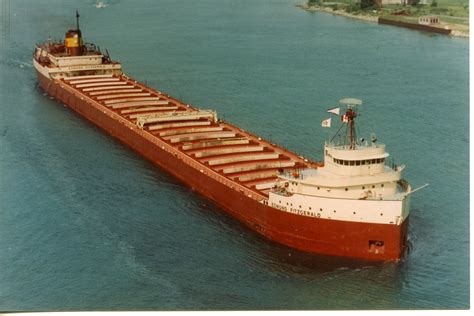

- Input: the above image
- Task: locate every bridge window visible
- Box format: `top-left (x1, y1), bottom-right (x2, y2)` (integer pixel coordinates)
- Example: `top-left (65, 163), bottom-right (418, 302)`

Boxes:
top-left (335, 158), bottom-right (387, 166)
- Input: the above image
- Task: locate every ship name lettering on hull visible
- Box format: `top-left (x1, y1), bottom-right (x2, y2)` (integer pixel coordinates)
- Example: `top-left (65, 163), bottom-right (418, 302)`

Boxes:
top-left (271, 203), bottom-right (287, 211)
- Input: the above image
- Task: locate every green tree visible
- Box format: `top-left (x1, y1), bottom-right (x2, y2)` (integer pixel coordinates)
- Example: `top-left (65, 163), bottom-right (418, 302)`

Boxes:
top-left (360, 0), bottom-right (375, 9)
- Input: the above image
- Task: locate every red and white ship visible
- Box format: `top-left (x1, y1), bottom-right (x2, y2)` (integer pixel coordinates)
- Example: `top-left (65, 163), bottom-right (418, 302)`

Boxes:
top-left (33, 13), bottom-right (418, 261)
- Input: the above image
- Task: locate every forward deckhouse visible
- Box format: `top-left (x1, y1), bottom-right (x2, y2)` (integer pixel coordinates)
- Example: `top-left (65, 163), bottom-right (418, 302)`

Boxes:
top-left (287, 167), bottom-right (403, 188)
top-left (268, 99), bottom-right (414, 225)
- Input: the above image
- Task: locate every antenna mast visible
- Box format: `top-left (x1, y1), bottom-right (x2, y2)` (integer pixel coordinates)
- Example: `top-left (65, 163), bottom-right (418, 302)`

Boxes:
top-left (76, 10), bottom-right (80, 30)
top-left (338, 98), bottom-right (362, 150)
top-left (346, 107), bottom-right (357, 149)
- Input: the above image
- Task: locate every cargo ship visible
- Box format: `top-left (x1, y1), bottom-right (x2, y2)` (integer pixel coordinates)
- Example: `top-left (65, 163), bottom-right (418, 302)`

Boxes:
top-left (33, 13), bottom-right (417, 261)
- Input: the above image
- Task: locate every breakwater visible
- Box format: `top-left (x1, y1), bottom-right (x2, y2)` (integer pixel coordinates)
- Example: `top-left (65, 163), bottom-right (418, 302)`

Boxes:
top-left (378, 17), bottom-right (452, 35)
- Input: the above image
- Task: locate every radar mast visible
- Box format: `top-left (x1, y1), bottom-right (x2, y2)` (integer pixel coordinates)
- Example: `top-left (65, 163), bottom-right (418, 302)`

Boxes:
top-left (329, 98), bottom-right (362, 150)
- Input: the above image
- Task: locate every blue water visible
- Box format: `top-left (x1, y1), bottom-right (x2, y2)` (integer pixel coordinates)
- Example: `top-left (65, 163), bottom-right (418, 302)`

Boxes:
top-left (0, 0), bottom-right (469, 310)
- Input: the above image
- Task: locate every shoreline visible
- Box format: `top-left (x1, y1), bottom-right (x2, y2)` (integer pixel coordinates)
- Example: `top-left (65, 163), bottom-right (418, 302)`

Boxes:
top-left (297, 4), bottom-right (469, 39)
top-left (297, 4), bottom-right (378, 23)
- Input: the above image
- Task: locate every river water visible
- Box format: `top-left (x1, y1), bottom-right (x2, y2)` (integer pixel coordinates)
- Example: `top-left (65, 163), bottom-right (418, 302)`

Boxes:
top-left (0, 0), bottom-right (469, 310)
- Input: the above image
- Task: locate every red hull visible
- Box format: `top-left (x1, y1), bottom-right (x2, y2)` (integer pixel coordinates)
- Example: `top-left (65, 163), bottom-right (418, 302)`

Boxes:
top-left (36, 71), bottom-right (409, 261)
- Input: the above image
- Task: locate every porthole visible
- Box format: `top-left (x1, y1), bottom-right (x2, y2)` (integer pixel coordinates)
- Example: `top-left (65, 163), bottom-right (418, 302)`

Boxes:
top-left (299, 205), bottom-right (302, 208)
top-left (345, 188), bottom-right (348, 191)
top-left (381, 184), bottom-right (384, 188)
top-left (372, 185), bottom-right (375, 189)
top-left (362, 186), bottom-right (365, 189)
top-left (320, 208), bottom-right (323, 211)
top-left (309, 207), bottom-right (312, 210)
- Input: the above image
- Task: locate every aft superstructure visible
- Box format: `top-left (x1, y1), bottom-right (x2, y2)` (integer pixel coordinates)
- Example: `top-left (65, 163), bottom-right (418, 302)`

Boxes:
top-left (33, 11), bottom-right (121, 80)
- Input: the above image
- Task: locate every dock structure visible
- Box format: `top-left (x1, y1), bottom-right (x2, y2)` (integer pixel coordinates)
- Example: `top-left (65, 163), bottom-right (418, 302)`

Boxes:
top-left (62, 75), bottom-right (319, 197)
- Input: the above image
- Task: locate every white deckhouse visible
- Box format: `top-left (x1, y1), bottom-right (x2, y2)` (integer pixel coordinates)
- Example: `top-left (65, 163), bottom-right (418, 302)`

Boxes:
top-left (268, 99), bottom-right (421, 226)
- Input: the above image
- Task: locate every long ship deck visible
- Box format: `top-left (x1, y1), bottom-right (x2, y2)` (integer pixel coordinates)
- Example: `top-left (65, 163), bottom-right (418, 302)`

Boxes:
top-left (59, 74), bottom-right (321, 199)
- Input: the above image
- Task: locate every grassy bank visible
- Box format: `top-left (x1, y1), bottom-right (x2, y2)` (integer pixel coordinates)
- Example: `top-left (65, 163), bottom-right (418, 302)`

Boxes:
top-left (301, 0), bottom-right (469, 37)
